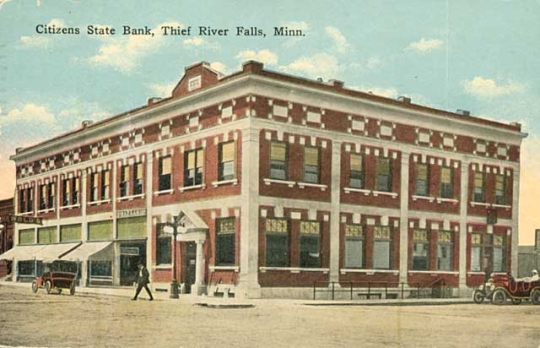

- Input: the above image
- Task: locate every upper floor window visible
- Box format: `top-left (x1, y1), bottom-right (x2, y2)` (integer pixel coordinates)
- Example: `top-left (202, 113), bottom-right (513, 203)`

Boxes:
top-left (415, 163), bottom-right (429, 196)
top-left (376, 157), bottom-right (392, 192)
top-left (270, 142), bottom-right (287, 180)
top-left (101, 170), bottom-right (110, 200)
top-left (62, 177), bottom-right (79, 206)
top-left (473, 172), bottom-right (486, 203)
top-left (91, 170), bottom-right (110, 202)
top-left (303, 146), bottom-right (320, 183)
top-left (134, 163), bottom-right (144, 195)
top-left (120, 165), bottom-right (130, 197)
top-left (39, 182), bottom-right (55, 210)
top-left (90, 172), bottom-right (99, 202)
top-left (158, 156), bottom-right (172, 191)
top-left (19, 187), bottom-right (33, 213)
top-left (184, 148), bottom-right (204, 186)
top-left (440, 167), bottom-right (453, 199)
top-left (218, 142), bottom-right (235, 181)
top-left (349, 154), bottom-right (364, 189)
top-left (495, 174), bottom-right (506, 205)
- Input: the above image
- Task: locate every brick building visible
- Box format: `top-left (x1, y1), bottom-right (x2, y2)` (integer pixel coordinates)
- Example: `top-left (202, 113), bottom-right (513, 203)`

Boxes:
top-left (0, 197), bottom-right (15, 277)
top-left (0, 61), bottom-right (526, 298)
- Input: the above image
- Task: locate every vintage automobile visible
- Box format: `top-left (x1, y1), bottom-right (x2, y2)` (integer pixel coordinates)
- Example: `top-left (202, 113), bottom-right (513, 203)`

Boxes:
top-left (485, 273), bottom-right (540, 305)
top-left (31, 260), bottom-right (79, 295)
top-left (473, 277), bottom-right (496, 304)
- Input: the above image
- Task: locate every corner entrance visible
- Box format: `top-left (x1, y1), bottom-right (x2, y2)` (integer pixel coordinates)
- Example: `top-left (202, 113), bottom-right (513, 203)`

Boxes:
top-left (183, 241), bottom-right (196, 294)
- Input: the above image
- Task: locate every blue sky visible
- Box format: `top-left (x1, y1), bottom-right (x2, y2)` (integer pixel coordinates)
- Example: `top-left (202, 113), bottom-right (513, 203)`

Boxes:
top-left (1, 0), bottom-right (539, 244)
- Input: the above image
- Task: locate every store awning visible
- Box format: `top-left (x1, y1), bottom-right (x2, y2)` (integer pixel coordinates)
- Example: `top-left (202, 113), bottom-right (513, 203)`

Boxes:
top-left (33, 243), bottom-right (82, 262)
top-left (0, 245), bottom-right (48, 261)
top-left (60, 242), bottom-right (113, 262)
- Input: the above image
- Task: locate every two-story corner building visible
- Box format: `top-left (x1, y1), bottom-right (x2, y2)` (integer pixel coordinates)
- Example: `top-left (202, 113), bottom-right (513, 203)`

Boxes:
top-left (1, 60), bottom-right (526, 299)
top-left (0, 197), bottom-right (15, 277)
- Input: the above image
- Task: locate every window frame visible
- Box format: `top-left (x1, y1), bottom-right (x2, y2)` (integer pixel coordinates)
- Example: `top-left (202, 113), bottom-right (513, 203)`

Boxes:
top-left (440, 166), bottom-right (454, 199)
top-left (218, 141), bottom-right (236, 181)
top-left (158, 156), bottom-right (172, 191)
top-left (344, 224), bottom-right (364, 268)
top-left (473, 172), bottom-right (486, 203)
top-left (303, 146), bottom-right (320, 184)
top-left (265, 218), bottom-right (290, 267)
top-left (184, 148), bottom-right (204, 187)
top-left (495, 174), bottom-right (507, 205)
top-left (299, 221), bottom-right (321, 268)
top-left (215, 217), bottom-right (236, 266)
top-left (372, 226), bottom-right (392, 270)
top-left (415, 163), bottom-right (429, 196)
top-left (376, 157), bottom-right (392, 192)
top-left (269, 141), bottom-right (288, 180)
top-left (349, 154), bottom-right (364, 189)
top-left (133, 162), bottom-right (144, 195)
top-left (120, 165), bottom-right (130, 197)
top-left (436, 230), bottom-right (454, 271)
top-left (412, 229), bottom-right (430, 271)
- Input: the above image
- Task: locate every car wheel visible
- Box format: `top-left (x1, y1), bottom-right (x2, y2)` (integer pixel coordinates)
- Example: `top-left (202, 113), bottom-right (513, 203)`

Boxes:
top-left (70, 284), bottom-right (76, 296)
top-left (44, 280), bottom-right (52, 294)
top-left (492, 289), bottom-right (507, 305)
top-left (511, 298), bottom-right (522, 305)
top-left (31, 281), bottom-right (39, 293)
top-left (531, 289), bottom-right (540, 305)
top-left (473, 290), bottom-right (485, 304)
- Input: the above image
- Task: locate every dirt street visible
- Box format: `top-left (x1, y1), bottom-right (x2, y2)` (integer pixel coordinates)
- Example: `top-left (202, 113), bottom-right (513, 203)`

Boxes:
top-left (0, 285), bottom-right (539, 348)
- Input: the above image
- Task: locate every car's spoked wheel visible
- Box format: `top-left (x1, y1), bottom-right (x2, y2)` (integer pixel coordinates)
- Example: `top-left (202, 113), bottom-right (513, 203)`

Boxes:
top-left (44, 280), bottom-right (52, 294)
top-left (531, 289), bottom-right (540, 305)
top-left (491, 289), bottom-right (507, 305)
top-left (473, 290), bottom-right (485, 304)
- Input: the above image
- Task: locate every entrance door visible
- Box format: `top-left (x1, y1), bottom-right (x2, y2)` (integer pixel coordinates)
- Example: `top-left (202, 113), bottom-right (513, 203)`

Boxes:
top-left (183, 242), bottom-right (196, 294)
top-left (120, 242), bottom-right (146, 286)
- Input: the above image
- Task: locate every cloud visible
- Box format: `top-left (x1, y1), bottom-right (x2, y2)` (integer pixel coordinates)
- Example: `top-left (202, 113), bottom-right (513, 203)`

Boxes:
top-left (0, 103), bottom-right (56, 125)
top-left (87, 21), bottom-right (183, 73)
top-left (407, 38), bottom-right (443, 53)
top-left (325, 26), bottom-right (350, 54)
top-left (183, 37), bottom-right (219, 50)
top-left (236, 49), bottom-right (278, 66)
top-left (280, 53), bottom-right (340, 80)
top-left (366, 56), bottom-right (381, 70)
top-left (463, 77), bottom-right (525, 98)
top-left (209, 61), bottom-right (229, 75)
top-left (147, 82), bottom-right (176, 98)
top-left (19, 19), bottom-right (67, 49)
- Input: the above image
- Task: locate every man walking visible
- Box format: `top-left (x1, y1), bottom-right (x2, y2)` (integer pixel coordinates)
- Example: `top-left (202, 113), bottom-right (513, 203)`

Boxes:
top-left (132, 261), bottom-right (154, 301)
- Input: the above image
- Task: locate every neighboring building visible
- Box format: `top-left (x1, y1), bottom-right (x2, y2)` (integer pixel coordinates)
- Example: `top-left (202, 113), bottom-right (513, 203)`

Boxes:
top-left (518, 246), bottom-right (539, 278)
top-left (0, 197), bottom-right (15, 277)
top-left (0, 61), bottom-right (526, 298)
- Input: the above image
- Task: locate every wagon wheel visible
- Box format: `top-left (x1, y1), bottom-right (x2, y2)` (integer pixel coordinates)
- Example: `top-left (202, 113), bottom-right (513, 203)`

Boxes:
top-left (511, 298), bottom-right (522, 305)
top-left (531, 289), bottom-right (540, 305)
top-left (491, 289), bottom-right (507, 305)
top-left (44, 280), bottom-right (52, 294)
top-left (473, 290), bottom-right (485, 304)
top-left (70, 283), bottom-right (76, 296)
top-left (31, 281), bottom-right (39, 293)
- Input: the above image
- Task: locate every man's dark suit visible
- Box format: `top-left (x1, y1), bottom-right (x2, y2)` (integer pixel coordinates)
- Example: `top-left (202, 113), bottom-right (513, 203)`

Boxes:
top-left (132, 265), bottom-right (154, 300)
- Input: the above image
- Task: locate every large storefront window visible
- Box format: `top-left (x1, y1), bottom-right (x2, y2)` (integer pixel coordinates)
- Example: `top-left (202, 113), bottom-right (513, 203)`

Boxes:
top-left (88, 260), bottom-right (113, 286)
top-left (299, 221), bottom-right (320, 268)
top-left (265, 218), bottom-right (289, 267)
top-left (117, 217), bottom-right (146, 240)
top-left (38, 227), bottom-right (57, 244)
top-left (216, 217), bottom-right (235, 266)
top-left (60, 224), bottom-right (81, 242)
top-left (88, 221), bottom-right (113, 241)
top-left (412, 229), bottom-right (429, 270)
top-left (344, 224), bottom-right (363, 268)
top-left (19, 229), bottom-right (35, 245)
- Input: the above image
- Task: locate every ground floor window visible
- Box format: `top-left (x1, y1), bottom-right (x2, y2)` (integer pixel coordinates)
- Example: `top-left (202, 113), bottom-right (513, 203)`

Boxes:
top-left (470, 234), bottom-right (482, 272)
top-left (18, 260), bottom-right (38, 278)
top-left (299, 221), bottom-right (320, 268)
top-left (89, 260), bottom-right (112, 286)
top-left (373, 226), bottom-right (392, 269)
top-left (216, 217), bottom-right (236, 266)
top-left (412, 229), bottom-right (429, 270)
top-left (344, 224), bottom-right (364, 268)
top-left (265, 218), bottom-right (289, 267)
top-left (492, 234), bottom-right (506, 272)
top-left (437, 231), bottom-right (453, 271)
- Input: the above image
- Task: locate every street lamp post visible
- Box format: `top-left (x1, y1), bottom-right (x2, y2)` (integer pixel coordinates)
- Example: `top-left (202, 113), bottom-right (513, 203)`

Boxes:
top-left (164, 213), bottom-right (185, 299)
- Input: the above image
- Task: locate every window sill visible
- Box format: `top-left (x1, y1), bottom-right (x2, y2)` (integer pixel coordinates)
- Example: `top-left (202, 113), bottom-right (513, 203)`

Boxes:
top-left (470, 201), bottom-right (489, 207)
top-left (263, 178), bottom-right (296, 187)
top-left (344, 187), bottom-right (370, 195)
top-left (436, 197), bottom-right (459, 204)
top-left (297, 182), bottom-right (328, 191)
top-left (408, 271), bottom-right (459, 276)
top-left (372, 190), bottom-right (398, 199)
top-left (154, 264), bottom-right (172, 270)
top-left (212, 178), bottom-right (238, 187)
top-left (60, 204), bottom-right (81, 210)
top-left (412, 195), bottom-right (435, 202)
top-left (492, 203), bottom-right (512, 210)
top-left (259, 267), bottom-right (329, 274)
top-left (340, 269), bottom-right (399, 275)
top-left (209, 266), bottom-right (239, 272)
top-left (37, 208), bottom-right (55, 214)
top-left (154, 189), bottom-right (174, 196)
top-left (467, 271), bottom-right (486, 275)
top-left (118, 194), bottom-right (145, 202)
top-left (179, 184), bottom-right (205, 192)
top-left (88, 199), bottom-right (111, 206)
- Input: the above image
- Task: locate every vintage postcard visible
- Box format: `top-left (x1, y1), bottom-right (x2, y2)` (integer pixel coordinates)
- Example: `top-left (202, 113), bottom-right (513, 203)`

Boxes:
top-left (0, 1), bottom-right (539, 347)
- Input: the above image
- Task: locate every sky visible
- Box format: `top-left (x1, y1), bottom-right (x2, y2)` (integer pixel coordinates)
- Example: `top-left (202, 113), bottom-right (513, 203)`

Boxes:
top-left (0, 0), bottom-right (539, 244)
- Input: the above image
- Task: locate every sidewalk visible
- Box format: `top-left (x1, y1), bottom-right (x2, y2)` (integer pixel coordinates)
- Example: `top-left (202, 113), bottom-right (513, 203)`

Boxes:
top-left (0, 280), bottom-right (473, 307)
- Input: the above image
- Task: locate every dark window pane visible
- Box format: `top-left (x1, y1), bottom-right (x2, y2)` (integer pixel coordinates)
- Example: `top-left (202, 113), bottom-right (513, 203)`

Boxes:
top-left (266, 234), bottom-right (288, 267)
